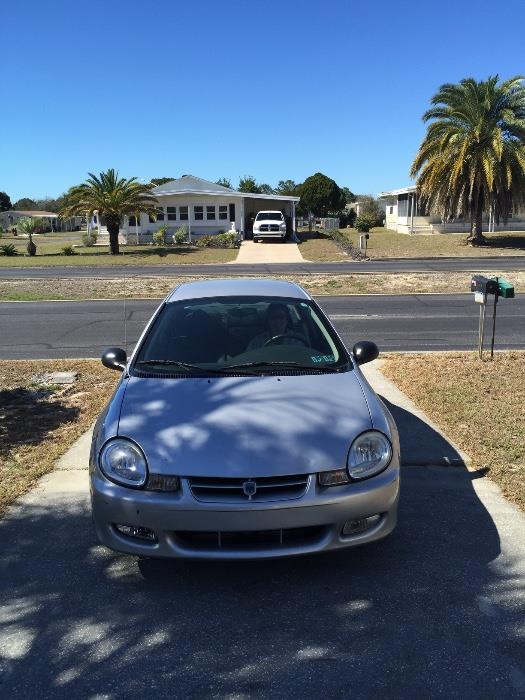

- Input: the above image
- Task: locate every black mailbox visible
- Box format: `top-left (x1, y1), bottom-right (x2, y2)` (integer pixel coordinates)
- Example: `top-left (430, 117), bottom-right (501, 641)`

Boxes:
top-left (471, 275), bottom-right (499, 295)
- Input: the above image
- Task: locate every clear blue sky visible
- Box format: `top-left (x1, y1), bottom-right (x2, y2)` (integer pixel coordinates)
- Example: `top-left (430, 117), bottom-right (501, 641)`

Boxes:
top-left (2, 0), bottom-right (524, 202)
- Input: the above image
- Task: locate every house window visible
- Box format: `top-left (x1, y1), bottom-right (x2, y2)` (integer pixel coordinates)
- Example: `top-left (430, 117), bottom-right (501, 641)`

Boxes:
top-left (219, 205), bottom-right (228, 220)
top-left (167, 207), bottom-right (177, 221)
top-left (156, 207), bottom-right (165, 221)
top-left (128, 215), bottom-right (139, 227)
top-left (179, 206), bottom-right (188, 221)
top-left (207, 205), bottom-right (216, 220)
top-left (194, 205), bottom-right (204, 221)
top-left (229, 203), bottom-right (235, 222)
top-left (389, 206), bottom-right (393, 215)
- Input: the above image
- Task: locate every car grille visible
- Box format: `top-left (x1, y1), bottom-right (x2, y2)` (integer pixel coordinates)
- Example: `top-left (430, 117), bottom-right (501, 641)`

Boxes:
top-left (188, 474), bottom-right (310, 503)
top-left (173, 526), bottom-right (327, 552)
top-left (257, 224), bottom-right (280, 232)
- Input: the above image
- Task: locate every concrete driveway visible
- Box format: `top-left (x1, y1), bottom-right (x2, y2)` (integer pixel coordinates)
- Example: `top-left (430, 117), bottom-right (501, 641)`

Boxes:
top-left (232, 240), bottom-right (304, 264)
top-left (1, 367), bottom-right (524, 698)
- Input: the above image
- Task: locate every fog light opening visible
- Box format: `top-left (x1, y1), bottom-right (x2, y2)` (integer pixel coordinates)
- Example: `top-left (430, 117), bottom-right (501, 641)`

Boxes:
top-left (342, 514), bottom-right (381, 536)
top-left (114, 524), bottom-right (157, 542)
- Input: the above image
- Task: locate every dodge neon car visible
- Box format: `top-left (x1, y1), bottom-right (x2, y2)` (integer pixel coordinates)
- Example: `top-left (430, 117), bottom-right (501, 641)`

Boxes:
top-left (90, 279), bottom-right (400, 559)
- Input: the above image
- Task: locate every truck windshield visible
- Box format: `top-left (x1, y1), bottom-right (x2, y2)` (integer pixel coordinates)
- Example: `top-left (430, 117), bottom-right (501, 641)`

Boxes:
top-left (255, 213), bottom-right (282, 221)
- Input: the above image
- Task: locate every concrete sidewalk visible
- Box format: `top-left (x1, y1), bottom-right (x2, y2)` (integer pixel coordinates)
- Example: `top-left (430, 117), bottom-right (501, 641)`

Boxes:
top-left (231, 240), bottom-right (305, 264)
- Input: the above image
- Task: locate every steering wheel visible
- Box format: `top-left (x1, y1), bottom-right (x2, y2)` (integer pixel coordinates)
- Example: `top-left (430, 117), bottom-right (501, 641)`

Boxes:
top-left (263, 333), bottom-right (308, 347)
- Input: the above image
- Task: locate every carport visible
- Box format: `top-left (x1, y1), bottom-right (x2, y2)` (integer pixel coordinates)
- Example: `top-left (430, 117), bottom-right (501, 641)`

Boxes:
top-left (241, 195), bottom-right (300, 240)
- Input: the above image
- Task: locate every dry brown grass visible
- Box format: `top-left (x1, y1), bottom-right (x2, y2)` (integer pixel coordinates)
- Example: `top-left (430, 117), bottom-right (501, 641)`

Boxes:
top-left (1, 270), bottom-right (522, 301)
top-left (299, 228), bottom-right (525, 261)
top-left (0, 360), bottom-right (118, 517)
top-left (381, 352), bottom-right (525, 511)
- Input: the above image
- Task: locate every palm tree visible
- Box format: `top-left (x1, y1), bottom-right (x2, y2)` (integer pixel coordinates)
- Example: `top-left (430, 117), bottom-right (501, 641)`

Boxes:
top-left (411, 76), bottom-right (525, 245)
top-left (17, 217), bottom-right (44, 256)
top-left (60, 169), bottom-right (158, 255)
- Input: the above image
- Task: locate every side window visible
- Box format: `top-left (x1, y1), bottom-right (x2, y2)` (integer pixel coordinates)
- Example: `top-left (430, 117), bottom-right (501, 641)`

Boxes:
top-left (194, 206), bottom-right (204, 221)
top-left (167, 207), bottom-right (177, 221)
top-left (179, 206), bottom-right (189, 221)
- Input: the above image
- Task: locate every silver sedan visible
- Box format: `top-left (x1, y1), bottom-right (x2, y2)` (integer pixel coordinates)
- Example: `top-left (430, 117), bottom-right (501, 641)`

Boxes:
top-left (90, 278), bottom-right (400, 559)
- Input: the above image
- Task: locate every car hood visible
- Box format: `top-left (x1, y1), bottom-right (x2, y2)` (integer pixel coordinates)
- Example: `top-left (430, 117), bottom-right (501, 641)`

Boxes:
top-left (117, 372), bottom-right (373, 477)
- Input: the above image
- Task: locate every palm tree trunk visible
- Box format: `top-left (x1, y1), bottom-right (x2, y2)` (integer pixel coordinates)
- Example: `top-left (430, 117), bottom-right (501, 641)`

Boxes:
top-left (467, 196), bottom-right (485, 246)
top-left (106, 217), bottom-right (120, 255)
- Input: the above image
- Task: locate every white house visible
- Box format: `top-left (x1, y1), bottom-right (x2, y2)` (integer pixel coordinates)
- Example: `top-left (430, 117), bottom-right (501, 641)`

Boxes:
top-left (378, 186), bottom-right (525, 234)
top-left (117, 175), bottom-right (301, 244)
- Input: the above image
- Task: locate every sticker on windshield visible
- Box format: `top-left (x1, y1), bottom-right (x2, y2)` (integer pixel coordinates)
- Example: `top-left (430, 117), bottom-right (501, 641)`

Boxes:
top-left (311, 354), bottom-right (335, 363)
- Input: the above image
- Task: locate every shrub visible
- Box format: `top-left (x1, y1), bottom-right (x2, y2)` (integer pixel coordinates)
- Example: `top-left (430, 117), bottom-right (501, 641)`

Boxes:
top-left (355, 215), bottom-right (376, 233)
top-left (0, 243), bottom-right (17, 256)
top-left (153, 226), bottom-right (168, 246)
top-left (61, 245), bottom-right (77, 256)
top-left (82, 229), bottom-right (98, 246)
top-left (215, 232), bottom-right (237, 248)
top-left (195, 232), bottom-right (238, 248)
top-left (172, 226), bottom-right (188, 245)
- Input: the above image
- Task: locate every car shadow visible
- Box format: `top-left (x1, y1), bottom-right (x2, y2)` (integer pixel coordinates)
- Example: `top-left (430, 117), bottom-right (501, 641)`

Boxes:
top-left (0, 408), bottom-right (522, 697)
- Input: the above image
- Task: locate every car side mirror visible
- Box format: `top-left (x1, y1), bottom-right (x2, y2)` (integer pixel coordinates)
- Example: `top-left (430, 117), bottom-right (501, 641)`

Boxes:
top-left (352, 341), bottom-right (379, 366)
top-left (101, 347), bottom-right (127, 371)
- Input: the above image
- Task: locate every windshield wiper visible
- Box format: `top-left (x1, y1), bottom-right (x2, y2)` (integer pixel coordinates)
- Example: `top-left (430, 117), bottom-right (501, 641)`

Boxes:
top-left (220, 361), bottom-right (343, 373)
top-left (136, 360), bottom-right (235, 375)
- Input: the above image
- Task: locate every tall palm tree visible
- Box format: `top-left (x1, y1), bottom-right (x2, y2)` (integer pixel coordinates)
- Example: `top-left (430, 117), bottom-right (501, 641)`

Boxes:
top-left (17, 217), bottom-right (44, 256)
top-left (411, 76), bottom-right (525, 244)
top-left (60, 169), bottom-right (158, 254)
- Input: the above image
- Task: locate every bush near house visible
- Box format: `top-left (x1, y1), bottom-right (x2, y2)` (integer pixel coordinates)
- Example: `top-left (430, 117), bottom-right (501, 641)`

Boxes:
top-left (0, 244), bottom-right (17, 256)
top-left (82, 230), bottom-right (98, 246)
top-left (61, 245), bottom-right (77, 256)
top-left (172, 226), bottom-right (188, 245)
top-left (195, 232), bottom-right (238, 248)
top-left (153, 226), bottom-right (168, 246)
top-left (355, 215), bottom-right (377, 233)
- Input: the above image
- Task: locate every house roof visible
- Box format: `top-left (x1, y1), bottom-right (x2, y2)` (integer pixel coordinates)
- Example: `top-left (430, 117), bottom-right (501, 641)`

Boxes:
top-left (167, 278), bottom-right (310, 302)
top-left (377, 186), bottom-right (417, 198)
top-left (9, 210), bottom-right (58, 217)
top-left (152, 175), bottom-right (300, 202)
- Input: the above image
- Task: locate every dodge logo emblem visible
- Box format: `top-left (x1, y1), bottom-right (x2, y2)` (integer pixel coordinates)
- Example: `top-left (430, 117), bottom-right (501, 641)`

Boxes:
top-left (242, 480), bottom-right (257, 499)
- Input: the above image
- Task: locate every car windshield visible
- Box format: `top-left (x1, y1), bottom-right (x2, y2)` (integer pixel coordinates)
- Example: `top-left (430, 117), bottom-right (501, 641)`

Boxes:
top-left (255, 212), bottom-right (282, 221)
top-left (133, 295), bottom-right (351, 375)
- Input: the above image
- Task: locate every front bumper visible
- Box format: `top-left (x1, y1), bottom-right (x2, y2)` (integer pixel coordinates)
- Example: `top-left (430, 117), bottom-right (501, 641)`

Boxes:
top-left (254, 231), bottom-right (286, 239)
top-left (91, 465), bottom-right (400, 559)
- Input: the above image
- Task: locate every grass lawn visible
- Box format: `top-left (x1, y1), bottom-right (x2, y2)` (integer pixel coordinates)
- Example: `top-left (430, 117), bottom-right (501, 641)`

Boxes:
top-left (382, 352), bottom-right (525, 511)
top-left (299, 228), bottom-right (525, 261)
top-left (0, 360), bottom-right (118, 517)
top-left (0, 233), bottom-right (237, 266)
top-left (0, 270), bottom-right (522, 301)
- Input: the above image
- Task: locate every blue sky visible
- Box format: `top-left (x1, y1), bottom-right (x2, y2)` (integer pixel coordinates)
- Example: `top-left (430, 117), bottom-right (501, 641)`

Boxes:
top-left (2, 0), bottom-right (524, 202)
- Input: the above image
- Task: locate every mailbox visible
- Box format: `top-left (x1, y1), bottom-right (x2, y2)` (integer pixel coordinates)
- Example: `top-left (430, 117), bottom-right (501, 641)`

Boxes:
top-left (471, 275), bottom-right (498, 295)
top-left (494, 277), bottom-right (514, 298)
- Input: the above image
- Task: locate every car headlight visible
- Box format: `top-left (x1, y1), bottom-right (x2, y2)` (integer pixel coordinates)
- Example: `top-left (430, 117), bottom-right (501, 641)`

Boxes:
top-left (99, 438), bottom-right (148, 488)
top-left (280, 223), bottom-right (286, 230)
top-left (347, 431), bottom-right (392, 480)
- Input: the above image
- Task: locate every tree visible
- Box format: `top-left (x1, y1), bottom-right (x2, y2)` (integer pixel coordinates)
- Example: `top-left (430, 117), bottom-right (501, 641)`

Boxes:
top-left (60, 169), bottom-right (158, 255)
top-left (13, 197), bottom-right (36, 210)
top-left (17, 217), bottom-right (44, 256)
top-left (296, 172), bottom-right (346, 218)
top-left (215, 177), bottom-right (232, 189)
top-left (411, 75), bottom-right (525, 245)
top-left (238, 175), bottom-right (261, 193)
top-left (356, 195), bottom-right (384, 226)
top-left (341, 186), bottom-right (355, 204)
top-left (0, 192), bottom-right (12, 211)
top-left (150, 177), bottom-right (175, 186)
top-left (258, 183), bottom-right (275, 195)
top-left (275, 180), bottom-right (297, 196)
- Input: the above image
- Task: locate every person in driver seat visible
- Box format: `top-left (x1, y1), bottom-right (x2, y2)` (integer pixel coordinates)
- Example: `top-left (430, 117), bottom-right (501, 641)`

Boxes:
top-left (247, 302), bottom-right (304, 350)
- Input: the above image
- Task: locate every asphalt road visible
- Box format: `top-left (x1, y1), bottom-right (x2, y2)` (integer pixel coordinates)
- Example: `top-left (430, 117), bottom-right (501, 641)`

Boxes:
top-left (1, 255), bottom-right (525, 278)
top-left (0, 294), bottom-right (523, 359)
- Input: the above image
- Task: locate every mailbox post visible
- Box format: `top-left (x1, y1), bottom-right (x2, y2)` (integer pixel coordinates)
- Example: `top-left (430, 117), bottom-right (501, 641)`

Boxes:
top-left (471, 275), bottom-right (514, 359)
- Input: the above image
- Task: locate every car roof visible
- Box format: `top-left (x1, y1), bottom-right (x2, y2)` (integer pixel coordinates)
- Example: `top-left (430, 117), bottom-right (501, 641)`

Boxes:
top-left (166, 278), bottom-right (311, 302)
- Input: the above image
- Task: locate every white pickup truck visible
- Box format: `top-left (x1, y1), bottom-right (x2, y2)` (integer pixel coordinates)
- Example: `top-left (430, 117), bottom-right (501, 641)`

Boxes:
top-left (252, 210), bottom-right (287, 242)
